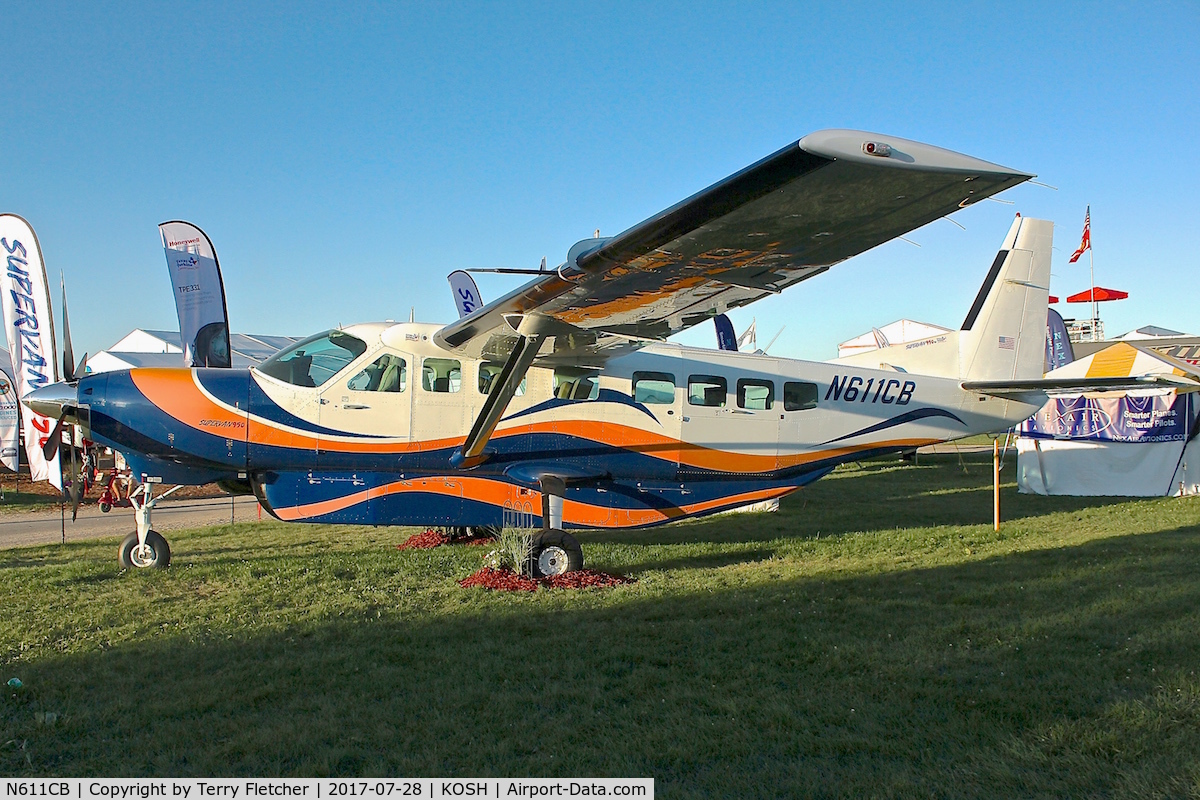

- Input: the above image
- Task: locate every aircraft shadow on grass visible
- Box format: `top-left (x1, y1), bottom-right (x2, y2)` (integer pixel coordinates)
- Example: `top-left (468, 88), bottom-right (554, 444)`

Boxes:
top-left (5, 526), bottom-right (1200, 794)
top-left (584, 454), bottom-right (1137, 550)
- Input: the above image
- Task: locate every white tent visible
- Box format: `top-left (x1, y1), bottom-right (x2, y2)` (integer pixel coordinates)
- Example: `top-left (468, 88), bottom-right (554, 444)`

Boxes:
top-left (87, 329), bottom-right (301, 374)
top-left (1017, 342), bottom-right (1200, 497)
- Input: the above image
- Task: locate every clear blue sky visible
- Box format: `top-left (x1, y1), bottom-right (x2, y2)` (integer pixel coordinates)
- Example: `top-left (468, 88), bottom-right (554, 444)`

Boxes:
top-left (3, 1), bottom-right (1196, 364)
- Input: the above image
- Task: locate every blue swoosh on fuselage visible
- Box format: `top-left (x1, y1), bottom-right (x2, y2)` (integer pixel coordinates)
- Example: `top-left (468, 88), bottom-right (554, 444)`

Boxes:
top-left (199, 371), bottom-right (390, 439)
top-left (502, 388), bottom-right (662, 425)
top-left (820, 407), bottom-right (967, 445)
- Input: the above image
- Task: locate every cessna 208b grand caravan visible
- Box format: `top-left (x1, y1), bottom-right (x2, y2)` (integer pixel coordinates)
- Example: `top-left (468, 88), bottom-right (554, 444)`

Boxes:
top-left (29, 130), bottom-right (1125, 574)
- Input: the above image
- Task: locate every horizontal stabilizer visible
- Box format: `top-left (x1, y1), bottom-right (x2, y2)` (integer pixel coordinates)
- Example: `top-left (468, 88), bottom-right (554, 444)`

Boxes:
top-left (963, 374), bottom-right (1200, 401)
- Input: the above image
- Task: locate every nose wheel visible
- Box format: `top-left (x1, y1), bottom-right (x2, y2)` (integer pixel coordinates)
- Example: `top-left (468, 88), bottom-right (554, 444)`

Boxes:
top-left (118, 481), bottom-right (181, 570)
top-left (119, 530), bottom-right (171, 569)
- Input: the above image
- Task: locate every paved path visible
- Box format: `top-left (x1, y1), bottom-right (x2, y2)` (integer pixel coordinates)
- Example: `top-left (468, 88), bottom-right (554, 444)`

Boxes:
top-left (0, 495), bottom-right (264, 550)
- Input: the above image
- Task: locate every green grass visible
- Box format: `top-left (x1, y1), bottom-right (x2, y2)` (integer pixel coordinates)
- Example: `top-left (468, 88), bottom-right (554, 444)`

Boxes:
top-left (0, 491), bottom-right (62, 514)
top-left (3, 454), bottom-right (1200, 798)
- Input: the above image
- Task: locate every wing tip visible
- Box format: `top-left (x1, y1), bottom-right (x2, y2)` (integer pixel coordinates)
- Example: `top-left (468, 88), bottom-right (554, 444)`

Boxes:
top-left (799, 129), bottom-right (1033, 179)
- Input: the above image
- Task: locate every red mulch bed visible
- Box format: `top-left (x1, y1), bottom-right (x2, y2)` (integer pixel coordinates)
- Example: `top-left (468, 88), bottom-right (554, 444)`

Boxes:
top-left (396, 529), bottom-right (497, 550)
top-left (459, 567), bottom-right (539, 592)
top-left (458, 567), bottom-right (635, 592)
top-left (538, 569), bottom-right (636, 589)
top-left (396, 530), bottom-right (450, 550)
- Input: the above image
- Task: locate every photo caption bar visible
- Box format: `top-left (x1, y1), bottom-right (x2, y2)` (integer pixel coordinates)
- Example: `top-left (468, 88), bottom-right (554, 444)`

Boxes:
top-left (2, 780), bottom-right (653, 800)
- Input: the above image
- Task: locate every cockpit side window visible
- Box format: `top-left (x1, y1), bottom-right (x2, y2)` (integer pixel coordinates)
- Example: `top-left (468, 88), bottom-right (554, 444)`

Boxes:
top-left (347, 353), bottom-right (407, 392)
top-left (257, 330), bottom-right (368, 388)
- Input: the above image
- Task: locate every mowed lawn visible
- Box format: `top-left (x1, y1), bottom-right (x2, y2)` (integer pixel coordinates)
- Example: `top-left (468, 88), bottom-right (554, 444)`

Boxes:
top-left (4, 454), bottom-right (1200, 798)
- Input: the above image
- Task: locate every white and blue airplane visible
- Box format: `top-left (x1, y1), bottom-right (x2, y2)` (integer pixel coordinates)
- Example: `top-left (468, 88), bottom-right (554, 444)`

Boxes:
top-left (33, 130), bottom-right (1157, 575)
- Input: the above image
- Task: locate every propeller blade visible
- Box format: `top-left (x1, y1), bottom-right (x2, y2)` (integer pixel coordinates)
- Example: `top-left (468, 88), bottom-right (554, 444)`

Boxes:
top-left (61, 273), bottom-right (76, 383)
top-left (74, 353), bottom-right (87, 381)
top-left (41, 415), bottom-right (66, 461)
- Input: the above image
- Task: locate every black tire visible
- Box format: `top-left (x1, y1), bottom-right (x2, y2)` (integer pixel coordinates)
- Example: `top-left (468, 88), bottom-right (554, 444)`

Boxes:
top-left (99, 502), bottom-right (111, 514)
top-left (119, 530), bottom-right (171, 570)
top-left (528, 529), bottom-right (584, 578)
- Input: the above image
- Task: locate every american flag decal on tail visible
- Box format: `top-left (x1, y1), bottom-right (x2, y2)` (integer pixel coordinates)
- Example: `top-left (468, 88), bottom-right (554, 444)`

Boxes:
top-left (998, 336), bottom-right (1016, 350)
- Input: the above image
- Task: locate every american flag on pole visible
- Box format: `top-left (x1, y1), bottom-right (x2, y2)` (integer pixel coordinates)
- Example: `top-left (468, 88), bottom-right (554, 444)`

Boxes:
top-left (1068, 206), bottom-right (1091, 263)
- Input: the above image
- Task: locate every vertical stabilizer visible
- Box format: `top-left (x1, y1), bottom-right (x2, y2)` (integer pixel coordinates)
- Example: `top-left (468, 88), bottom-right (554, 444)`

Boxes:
top-left (958, 216), bottom-right (1053, 382)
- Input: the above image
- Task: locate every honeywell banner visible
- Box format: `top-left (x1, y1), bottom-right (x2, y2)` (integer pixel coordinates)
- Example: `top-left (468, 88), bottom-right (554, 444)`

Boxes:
top-left (159, 220), bottom-right (232, 368)
top-left (0, 214), bottom-right (62, 488)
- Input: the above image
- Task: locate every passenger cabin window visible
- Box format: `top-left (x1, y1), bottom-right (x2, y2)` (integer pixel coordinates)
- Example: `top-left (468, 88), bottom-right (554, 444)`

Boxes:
top-left (784, 381), bottom-right (819, 411)
top-left (422, 358), bottom-right (461, 393)
top-left (257, 330), bottom-right (367, 388)
top-left (347, 353), bottom-right (407, 392)
top-left (632, 372), bottom-right (675, 404)
top-left (553, 369), bottom-right (599, 401)
top-left (737, 379), bottom-right (774, 410)
top-left (688, 375), bottom-right (727, 407)
top-left (478, 362), bottom-right (526, 396)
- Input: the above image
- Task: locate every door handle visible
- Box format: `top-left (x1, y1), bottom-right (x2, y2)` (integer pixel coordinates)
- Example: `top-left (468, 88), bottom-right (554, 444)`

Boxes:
top-left (344, 404), bottom-right (370, 410)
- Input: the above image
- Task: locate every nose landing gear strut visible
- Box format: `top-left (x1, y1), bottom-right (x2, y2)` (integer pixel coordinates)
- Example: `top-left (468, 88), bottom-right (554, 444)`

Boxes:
top-left (118, 481), bottom-right (182, 570)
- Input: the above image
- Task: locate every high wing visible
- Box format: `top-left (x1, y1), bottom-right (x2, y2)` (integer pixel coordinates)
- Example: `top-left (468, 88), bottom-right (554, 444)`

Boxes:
top-left (434, 129), bottom-right (1032, 365)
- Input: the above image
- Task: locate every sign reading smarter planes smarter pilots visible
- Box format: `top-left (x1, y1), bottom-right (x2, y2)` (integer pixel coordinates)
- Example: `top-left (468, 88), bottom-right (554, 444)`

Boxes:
top-left (159, 221), bottom-right (232, 368)
top-left (0, 214), bottom-right (61, 488)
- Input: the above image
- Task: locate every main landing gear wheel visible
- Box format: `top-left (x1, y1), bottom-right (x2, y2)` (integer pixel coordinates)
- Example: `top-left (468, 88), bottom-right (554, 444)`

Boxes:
top-left (119, 530), bottom-right (171, 570)
top-left (529, 529), bottom-right (584, 578)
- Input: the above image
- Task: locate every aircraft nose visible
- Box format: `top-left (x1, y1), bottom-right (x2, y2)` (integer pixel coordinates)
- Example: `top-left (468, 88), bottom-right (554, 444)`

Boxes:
top-left (22, 380), bottom-right (78, 420)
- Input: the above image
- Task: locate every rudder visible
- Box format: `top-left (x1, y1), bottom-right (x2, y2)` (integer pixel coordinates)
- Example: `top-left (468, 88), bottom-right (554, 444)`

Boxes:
top-left (958, 216), bottom-right (1053, 382)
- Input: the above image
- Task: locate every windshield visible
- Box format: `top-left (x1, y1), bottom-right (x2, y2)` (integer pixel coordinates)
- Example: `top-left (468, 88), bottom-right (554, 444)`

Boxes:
top-left (257, 330), bottom-right (368, 387)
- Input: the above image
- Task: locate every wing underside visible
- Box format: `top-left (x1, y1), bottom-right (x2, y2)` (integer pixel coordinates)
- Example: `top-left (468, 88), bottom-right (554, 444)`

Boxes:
top-left (436, 129), bottom-right (1033, 364)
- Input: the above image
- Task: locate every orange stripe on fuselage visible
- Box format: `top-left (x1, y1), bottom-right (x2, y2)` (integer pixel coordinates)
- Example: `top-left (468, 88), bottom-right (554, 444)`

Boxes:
top-left (272, 475), bottom-right (797, 528)
top-left (130, 369), bottom-right (438, 454)
top-left (130, 369), bottom-right (940, 473)
top-left (274, 476), bottom-right (540, 521)
top-left (130, 369), bottom-right (249, 435)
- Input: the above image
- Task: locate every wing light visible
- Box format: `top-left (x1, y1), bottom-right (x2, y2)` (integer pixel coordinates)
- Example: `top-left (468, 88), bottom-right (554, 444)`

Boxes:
top-left (862, 141), bottom-right (892, 157)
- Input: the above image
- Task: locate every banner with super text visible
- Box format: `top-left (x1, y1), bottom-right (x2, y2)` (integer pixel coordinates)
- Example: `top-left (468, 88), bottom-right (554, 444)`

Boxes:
top-left (0, 214), bottom-right (62, 488)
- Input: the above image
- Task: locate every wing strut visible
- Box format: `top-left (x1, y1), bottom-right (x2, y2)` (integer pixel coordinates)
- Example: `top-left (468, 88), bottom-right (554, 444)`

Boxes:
top-left (450, 332), bottom-right (546, 469)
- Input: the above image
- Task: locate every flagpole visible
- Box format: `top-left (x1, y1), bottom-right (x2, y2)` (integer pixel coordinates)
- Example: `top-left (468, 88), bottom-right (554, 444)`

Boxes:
top-left (1089, 245), bottom-right (1097, 337)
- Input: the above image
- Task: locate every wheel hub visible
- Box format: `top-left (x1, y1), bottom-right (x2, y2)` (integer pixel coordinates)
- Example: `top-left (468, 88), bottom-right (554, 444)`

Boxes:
top-left (537, 545), bottom-right (570, 577)
top-left (131, 543), bottom-right (156, 568)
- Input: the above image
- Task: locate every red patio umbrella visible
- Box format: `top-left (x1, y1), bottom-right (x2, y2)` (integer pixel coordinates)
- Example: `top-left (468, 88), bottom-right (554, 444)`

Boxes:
top-left (1066, 286), bottom-right (1128, 302)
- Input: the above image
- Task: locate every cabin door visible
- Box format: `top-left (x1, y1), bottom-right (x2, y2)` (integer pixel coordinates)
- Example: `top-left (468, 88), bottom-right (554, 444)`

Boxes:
top-left (680, 368), bottom-right (782, 476)
top-left (317, 350), bottom-right (414, 462)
